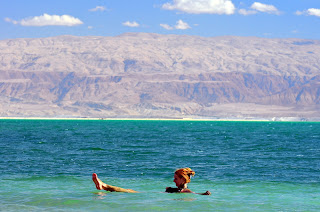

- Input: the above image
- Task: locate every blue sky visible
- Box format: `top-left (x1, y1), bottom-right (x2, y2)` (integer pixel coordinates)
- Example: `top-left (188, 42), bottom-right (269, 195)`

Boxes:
top-left (1, 0), bottom-right (320, 40)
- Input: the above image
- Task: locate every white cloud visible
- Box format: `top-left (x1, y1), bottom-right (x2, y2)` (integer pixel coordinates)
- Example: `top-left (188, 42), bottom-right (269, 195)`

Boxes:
top-left (4, 17), bottom-right (18, 24)
top-left (175, 19), bottom-right (191, 29)
top-left (160, 23), bottom-right (174, 30)
top-left (89, 6), bottom-right (107, 12)
top-left (162, 0), bottom-right (235, 15)
top-left (251, 2), bottom-right (280, 15)
top-left (238, 9), bottom-right (257, 16)
top-left (122, 21), bottom-right (140, 27)
top-left (239, 2), bottom-right (280, 15)
top-left (295, 8), bottom-right (320, 17)
top-left (160, 20), bottom-right (191, 30)
top-left (5, 14), bottom-right (83, 26)
top-left (307, 8), bottom-right (320, 17)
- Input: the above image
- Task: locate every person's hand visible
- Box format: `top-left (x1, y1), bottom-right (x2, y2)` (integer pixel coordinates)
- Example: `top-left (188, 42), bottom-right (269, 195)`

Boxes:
top-left (203, 191), bottom-right (211, 195)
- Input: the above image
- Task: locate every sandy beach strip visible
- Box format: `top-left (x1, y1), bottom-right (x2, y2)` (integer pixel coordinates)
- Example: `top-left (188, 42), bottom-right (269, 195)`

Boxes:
top-left (0, 116), bottom-right (276, 122)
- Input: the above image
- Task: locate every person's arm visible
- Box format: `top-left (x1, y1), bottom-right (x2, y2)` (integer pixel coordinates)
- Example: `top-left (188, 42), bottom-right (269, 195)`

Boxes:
top-left (197, 191), bottom-right (211, 195)
top-left (183, 189), bottom-right (211, 195)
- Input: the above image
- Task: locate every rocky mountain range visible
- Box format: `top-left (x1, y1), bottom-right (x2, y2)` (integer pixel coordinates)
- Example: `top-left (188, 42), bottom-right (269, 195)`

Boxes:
top-left (0, 33), bottom-right (319, 120)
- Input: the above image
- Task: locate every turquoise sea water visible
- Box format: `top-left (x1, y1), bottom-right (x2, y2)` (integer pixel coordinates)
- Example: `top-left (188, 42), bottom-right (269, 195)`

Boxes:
top-left (0, 120), bottom-right (319, 211)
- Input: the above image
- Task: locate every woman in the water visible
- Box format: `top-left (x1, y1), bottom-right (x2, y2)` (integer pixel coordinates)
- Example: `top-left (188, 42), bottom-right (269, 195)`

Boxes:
top-left (92, 167), bottom-right (211, 195)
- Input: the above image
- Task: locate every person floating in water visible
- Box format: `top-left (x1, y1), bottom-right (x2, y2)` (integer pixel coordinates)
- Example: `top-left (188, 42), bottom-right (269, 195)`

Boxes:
top-left (92, 167), bottom-right (211, 195)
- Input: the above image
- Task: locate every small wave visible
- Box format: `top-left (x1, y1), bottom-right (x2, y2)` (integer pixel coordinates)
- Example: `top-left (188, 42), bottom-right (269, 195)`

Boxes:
top-left (79, 147), bottom-right (105, 151)
top-left (3, 175), bottom-right (80, 182)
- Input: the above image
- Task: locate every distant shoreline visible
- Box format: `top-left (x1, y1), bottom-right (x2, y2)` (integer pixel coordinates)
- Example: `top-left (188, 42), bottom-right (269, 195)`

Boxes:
top-left (0, 117), bottom-right (319, 122)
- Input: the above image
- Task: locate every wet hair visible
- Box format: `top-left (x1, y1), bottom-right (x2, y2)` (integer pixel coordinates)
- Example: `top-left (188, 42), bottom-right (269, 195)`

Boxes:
top-left (175, 167), bottom-right (195, 184)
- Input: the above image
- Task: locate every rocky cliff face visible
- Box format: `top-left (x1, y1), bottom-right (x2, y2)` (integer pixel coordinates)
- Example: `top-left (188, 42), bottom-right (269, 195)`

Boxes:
top-left (0, 33), bottom-right (319, 119)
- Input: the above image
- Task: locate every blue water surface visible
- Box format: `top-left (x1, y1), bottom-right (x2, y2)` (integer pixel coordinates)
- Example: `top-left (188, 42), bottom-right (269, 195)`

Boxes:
top-left (0, 120), bottom-right (319, 211)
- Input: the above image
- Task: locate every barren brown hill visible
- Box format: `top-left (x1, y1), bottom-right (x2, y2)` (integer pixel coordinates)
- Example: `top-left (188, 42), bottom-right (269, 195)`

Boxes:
top-left (0, 33), bottom-right (319, 120)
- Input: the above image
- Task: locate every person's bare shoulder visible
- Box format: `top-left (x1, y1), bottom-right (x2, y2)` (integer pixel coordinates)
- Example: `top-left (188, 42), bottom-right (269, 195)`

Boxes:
top-left (181, 188), bottom-right (192, 193)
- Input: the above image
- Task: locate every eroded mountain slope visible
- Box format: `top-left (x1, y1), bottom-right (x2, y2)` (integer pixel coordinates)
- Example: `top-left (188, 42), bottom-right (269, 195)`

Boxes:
top-left (0, 33), bottom-right (319, 119)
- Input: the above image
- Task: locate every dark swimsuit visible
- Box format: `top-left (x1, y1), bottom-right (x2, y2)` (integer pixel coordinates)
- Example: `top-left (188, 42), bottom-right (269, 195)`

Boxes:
top-left (165, 187), bottom-right (192, 193)
top-left (166, 187), bottom-right (210, 195)
top-left (165, 187), bottom-right (181, 193)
